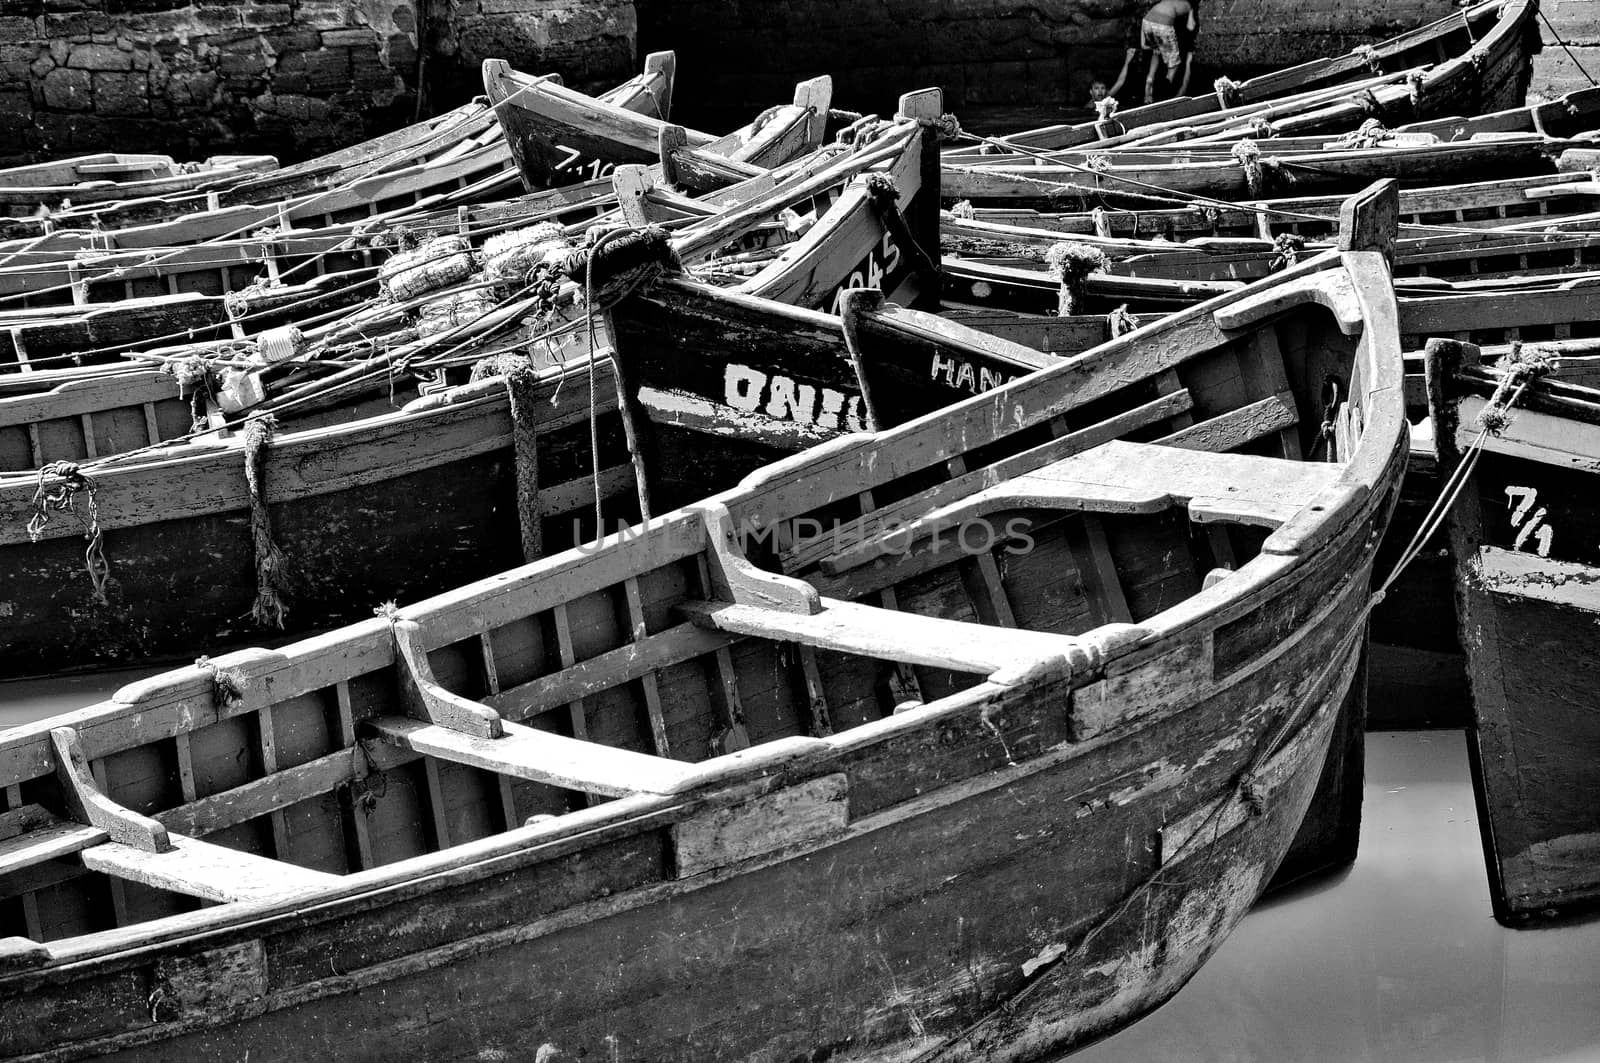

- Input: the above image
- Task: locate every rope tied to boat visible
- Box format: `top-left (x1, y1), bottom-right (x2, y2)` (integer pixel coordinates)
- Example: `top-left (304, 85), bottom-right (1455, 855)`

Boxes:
top-left (503, 356), bottom-right (544, 562)
top-left (161, 354), bottom-right (221, 432)
top-left (26, 461), bottom-right (110, 603)
top-left (1313, 377), bottom-right (1342, 460)
top-left (933, 113), bottom-right (964, 142)
top-left (748, 104), bottom-right (785, 135)
top-left (1237, 771), bottom-right (1266, 816)
top-left (1476, 341), bottom-right (1557, 435)
top-left (193, 655), bottom-right (247, 709)
top-left (949, 199), bottom-right (975, 219)
top-left (1044, 242), bottom-right (1109, 316)
top-left (862, 173), bottom-right (941, 284)
top-left (1107, 304), bottom-right (1139, 338)
top-left (1096, 96), bottom-right (1121, 123)
top-left (1231, 139), bottom-right (1267, 197)
top-left (1371, 339), bottom-right (1556, 612)
top-left (1212, 76), bottom-right (1240, 107)
top-left (1406, 70), bottom-right (1425, 109)
top-left (1085, 153), bottom-right (1112, 173)
top-left (563, 224), bottom-right (682, 308)
top-left (1354, 44), bottom-right (1382, 73)
top-left (243, 414), bottom-right (290, 629)
top-left (1248, 115), bottom-right (1274, 139)
top-left (1333, 117), bottom-right (1389, 150)
top-left (1358, 88), bottom-right (1387, 122)
top-left (1269, 232), bottom-right (1306, 271)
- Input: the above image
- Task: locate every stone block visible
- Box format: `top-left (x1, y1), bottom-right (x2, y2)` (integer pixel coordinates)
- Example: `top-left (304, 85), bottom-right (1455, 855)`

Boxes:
top-left (0, 16), bottom-right (37, 38)
top-left (216, 50), bottom-right (269, 78)
top-left (0, 90), bottom-right (32, 118)
top-left (67, 42), bottom-right (133, 70)
top-left (93, 71), bottom-right (150, 114)
top-left (165, 69), bottom-right (218, 106)
top-left (29, 54), bottom-right (55, 79)
top-left (239, 4), bottom-right (293, 29)
top-left (303, 48), bottom-right (351, 91)
top-left (40, 66), bottom-right (92, 110)
top-left (320, 27), bottom-right (378, 47)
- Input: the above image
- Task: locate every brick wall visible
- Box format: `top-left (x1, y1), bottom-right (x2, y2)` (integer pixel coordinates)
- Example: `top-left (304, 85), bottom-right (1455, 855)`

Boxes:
top-left (0, 0), bottom-right (635, 164)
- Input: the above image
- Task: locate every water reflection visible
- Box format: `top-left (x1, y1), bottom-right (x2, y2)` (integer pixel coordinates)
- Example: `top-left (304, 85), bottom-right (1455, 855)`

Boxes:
top-left (1071, 731), bottom-right (1600, 1062)
top-left (0, 667), bottom-right (159, 729)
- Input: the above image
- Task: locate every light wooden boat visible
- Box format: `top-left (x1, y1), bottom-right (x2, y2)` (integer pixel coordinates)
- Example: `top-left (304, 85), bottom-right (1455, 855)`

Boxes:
top-left (0, 56), bottom-right (675, 238)
top-left (0, 94), bottom-right (944, 678)
top-left (0, 154), bottom-right (281, 218)
top-left (485, 56), bottom-right (832, 192)
top-left (949, 0), bottom-right (1541, 156)
top-left (943, 133), bottom-right (1579, 210)
top-left (952, 171), bottom-right (1600, 243)
top-left (0, 184), bottom-right (1404, 1062)
top-left (1414, 287), bottom-right (1600, 924)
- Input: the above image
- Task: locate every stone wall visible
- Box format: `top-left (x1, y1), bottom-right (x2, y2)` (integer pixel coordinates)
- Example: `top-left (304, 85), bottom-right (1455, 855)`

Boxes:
top-left (1529, 0), bottom-right (1599, 101)
top-left (3, 0), bottom-right (1590, 164)
top-left (0, 0), bottom-right (635, 165)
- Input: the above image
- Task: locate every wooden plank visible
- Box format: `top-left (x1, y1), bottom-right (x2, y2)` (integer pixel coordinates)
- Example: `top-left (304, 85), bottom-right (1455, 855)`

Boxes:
top-left (50, 727), bottom-right (169, 852)
top-left (780, 388), bottom-right (1198, 573)
top-left (333, 680), bottom-right (374, 870)
top-left (551, 603), bottom-right (591, 743)
top-left (1154, 390), bottom-right (1299, 453)
top-left (1243, 329), bottom-right (1304, 460)
top-left (476, 634), bottom-right (519, 829)
top-left (673, 774), bottom-right (849, 877)
top-left (365, 715), bottom-right (695, 797)
top-left (623, 577), bottom-right (672, 759)
top-left (0, 811), bottom-right (106, 877)
top-left (1076, 515), bottom-right (1134, 624)
top-left (255, 708), bottom-right (293, 859)
top-left (80, 831), bottom-right (339, 903)
top-left (678, 597), bottom-right (1065, 680)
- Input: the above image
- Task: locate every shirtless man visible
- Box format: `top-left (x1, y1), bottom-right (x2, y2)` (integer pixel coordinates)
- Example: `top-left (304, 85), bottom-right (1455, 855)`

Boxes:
top-left (1140, 0), bottom-right (1197, 103)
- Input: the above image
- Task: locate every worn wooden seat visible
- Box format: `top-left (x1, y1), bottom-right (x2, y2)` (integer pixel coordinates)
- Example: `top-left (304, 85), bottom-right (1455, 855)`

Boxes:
top-left (366, 715), bottom-right (698, 797)
top-left (679, 596), bottom-right (1068, 683)
top-left (80, 832), bottom-right (339, 903)
top-left (0, 805), bottom-right (106, 881)
top-left (821, 439), bottom-right (1344, 575)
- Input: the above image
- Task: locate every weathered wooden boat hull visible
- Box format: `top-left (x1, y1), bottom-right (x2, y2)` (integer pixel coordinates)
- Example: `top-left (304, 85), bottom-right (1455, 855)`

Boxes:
top-left (0, 560), bottom-right (1358, 1062)
top-left (0, 193), bottom-right (1403, 1062)
top-left (943, 136), bottom-right (1572, 210)
top-left (953, 0), bottom-right (1539, 155)
top-left (0, 101), bottom-right (943, 674)
top-left (1426, 340), bottom-right (1600, 924)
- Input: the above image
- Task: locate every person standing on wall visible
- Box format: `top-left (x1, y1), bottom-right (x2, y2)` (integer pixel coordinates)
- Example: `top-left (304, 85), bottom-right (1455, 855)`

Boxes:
top-left (1140, 0), bottom-right (1197, 102)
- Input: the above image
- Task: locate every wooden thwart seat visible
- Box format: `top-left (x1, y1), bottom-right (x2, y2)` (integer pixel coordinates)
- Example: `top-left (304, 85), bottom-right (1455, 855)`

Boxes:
top-left (80, 833), bottom-right (339, 903)
top-left (678, 596), bottom-right (1068, 684)
top-left (0, 805), bottom-right (106, 879)
top-left (365, 716), bottom-right (698, 797)
top-left (821, 440), bottom-right (1344, 575)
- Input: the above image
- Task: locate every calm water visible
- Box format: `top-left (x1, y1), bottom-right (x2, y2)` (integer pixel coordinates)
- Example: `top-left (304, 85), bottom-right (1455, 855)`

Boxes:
top-left (3, 676), bottom-right (1597, 1061)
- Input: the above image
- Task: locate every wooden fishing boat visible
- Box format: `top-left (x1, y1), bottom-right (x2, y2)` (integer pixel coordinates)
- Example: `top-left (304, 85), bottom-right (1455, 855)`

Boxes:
top-left (1413, 283), bottom-right (1600, 924)
top-left (942, 133), bottom-right (1580, 210)
top-left (0, 56), bottom-right (675, 238)
top-left (952, 171), bottom-right (1600, 244)
top-left (948, 0), bottom-right (1540, 155)
top-left (0, 154), bottom-right (281, 219)
top-left (0, 93), bottom-right (943, 678)
top-left (485, 57), bottom-right (832, 192)
top-left (0, 183), bottom-right (1404, 1062)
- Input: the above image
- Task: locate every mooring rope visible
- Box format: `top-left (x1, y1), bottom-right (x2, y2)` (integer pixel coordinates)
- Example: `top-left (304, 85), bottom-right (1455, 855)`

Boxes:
top-left (242, 414), bottom-right (290, 629)
top-left (25, 460), bottom-right (109, 602)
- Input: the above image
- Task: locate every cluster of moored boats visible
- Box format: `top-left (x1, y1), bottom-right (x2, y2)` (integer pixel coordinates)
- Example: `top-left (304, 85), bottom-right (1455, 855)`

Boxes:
top-left (0, 0), bottom-right (1595, 1058)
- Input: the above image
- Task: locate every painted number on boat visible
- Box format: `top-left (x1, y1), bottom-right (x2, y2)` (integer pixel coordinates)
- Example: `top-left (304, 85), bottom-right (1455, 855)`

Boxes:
top-left (828, 231), bottom-right (904, 315)
top-left (1504, 485), bottom-right (1554, 557)
top-left (553, 145), bottom-right (615, 181)
top-left (724, 365), bottom-right (867, 432)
